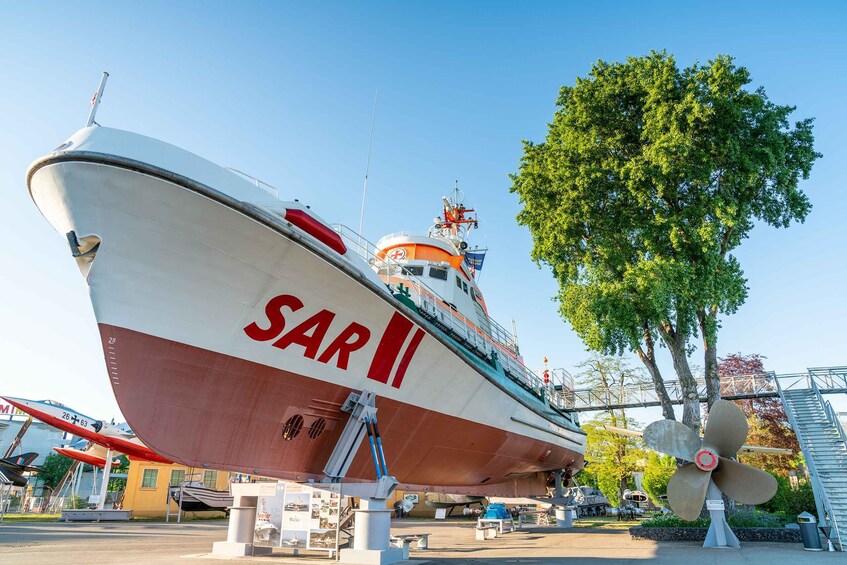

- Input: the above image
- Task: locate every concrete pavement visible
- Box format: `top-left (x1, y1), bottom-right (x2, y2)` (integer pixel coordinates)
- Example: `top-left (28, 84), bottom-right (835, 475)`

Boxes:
top-left (0, 518), bottom-right (839, 564)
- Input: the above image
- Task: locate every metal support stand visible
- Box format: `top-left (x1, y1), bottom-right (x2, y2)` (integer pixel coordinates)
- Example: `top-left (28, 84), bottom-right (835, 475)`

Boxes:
top-left (165, 483), bottom-right (184, 523)
top-left (322, 391), bottom-right (403, 565)
top-left (212, 390), bottom-right (400, 562)
top-left (703, 482), bottom-right (740, 549)
top-left (96, 448), bottom-right (112, 510)
top-left (0, 482), bottom-right (12, 522)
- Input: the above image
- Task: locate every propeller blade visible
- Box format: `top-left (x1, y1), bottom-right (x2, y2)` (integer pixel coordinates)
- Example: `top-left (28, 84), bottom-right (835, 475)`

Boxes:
top-left (702, 399), bottom-right (748, 457)
top-left (712, 457), bottom-right (778, 505)
top-left (667, 463), bottom-right (711, 521)
top-left (642, 419), bottom-right (701, 461)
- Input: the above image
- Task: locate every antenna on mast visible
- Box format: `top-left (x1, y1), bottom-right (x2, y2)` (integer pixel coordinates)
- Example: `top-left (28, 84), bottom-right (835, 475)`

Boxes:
top-left (86, 71), bottom-right (110, 128)
top-left (358, 90), bottom-right (378, 239)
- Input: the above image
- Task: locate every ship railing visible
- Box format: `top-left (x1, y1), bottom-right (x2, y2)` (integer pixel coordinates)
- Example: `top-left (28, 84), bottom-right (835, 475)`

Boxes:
top-left (225, 168), bottom-right (280, 199)
top-left (332, 224), bottom-right (573, 409)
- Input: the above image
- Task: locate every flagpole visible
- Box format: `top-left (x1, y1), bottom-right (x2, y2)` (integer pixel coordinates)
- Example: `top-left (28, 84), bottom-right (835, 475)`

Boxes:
top-left (86, 72), bottom-right (110, 128)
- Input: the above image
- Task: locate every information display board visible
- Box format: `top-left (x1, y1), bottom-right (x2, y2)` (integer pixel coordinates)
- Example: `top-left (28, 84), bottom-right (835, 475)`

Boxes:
top-left (253, 482), bottom-right (343, 555)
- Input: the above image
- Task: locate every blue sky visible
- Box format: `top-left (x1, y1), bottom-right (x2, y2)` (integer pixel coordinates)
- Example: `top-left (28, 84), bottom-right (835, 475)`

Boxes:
top-left (0, 2), bottom-right (845, 423)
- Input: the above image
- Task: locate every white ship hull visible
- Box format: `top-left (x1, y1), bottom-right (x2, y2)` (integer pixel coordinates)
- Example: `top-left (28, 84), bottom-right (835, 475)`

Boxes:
top-left (27, 127), bottom-right (584, 496)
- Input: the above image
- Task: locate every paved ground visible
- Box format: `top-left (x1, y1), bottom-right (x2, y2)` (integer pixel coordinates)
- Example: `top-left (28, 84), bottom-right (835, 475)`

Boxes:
top-left (0, 519), bottom-right (839, 564)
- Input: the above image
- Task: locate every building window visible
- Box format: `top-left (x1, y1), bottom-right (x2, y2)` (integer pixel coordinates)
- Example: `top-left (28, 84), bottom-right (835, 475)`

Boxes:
top-left (429, 267), bottom-right (447, 281)
top-left (203, 470), bottom-right (218, 489)
top-left (169, 469), bottom-right (185, 486)
top-left (141, 468), bottom-right (158, 488)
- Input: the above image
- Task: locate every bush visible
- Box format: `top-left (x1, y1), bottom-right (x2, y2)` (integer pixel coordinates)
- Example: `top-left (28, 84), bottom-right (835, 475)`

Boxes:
top-left (727, 509), bottom-right (786, 528)
top-left (642, 508), bottom-right (788, 528)
top-left (641, 514), bottom-right (710, 528)
top-left (760, 474), bottom-right (816, 517)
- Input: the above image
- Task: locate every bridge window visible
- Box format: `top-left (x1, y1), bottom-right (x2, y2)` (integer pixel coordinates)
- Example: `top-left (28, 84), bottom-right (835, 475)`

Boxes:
top-left (456, 276), bottom-right (463, 289)
top-left (462, 281), bottom-right (468, 293)
top-left (141, 468), bottom-right (158, 489)
top-left (403, 265), bottom-right (424, 276)
top-left (429, 267), bottom-right (448, 281)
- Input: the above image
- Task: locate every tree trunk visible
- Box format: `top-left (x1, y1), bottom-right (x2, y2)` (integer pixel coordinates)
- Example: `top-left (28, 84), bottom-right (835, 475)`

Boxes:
top-left (657, 323), bottom-right (701, 431)
top-left (635, 325), bottom-right (676, 421)
top-left (698, 307), bottom-right (721, 408)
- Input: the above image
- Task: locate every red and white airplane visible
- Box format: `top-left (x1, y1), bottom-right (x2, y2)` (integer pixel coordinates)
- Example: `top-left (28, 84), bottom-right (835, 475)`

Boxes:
top-left (1, 396), bottom-right (172, 464)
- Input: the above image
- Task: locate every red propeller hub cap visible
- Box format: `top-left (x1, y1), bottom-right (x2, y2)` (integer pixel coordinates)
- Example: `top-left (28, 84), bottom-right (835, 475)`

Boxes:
top-left (694, 448), bottom-right (718, 471)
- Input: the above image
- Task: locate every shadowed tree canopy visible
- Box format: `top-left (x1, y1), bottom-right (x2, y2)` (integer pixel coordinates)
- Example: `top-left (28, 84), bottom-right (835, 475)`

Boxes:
top-left (511, 51), bottom-right (820, 429)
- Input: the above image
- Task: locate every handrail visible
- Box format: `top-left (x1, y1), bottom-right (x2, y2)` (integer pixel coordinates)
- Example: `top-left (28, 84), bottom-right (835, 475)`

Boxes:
top-left (225, 167), bottom-right (280, 198)
top-left (813, 378), bottom-right (844, 549)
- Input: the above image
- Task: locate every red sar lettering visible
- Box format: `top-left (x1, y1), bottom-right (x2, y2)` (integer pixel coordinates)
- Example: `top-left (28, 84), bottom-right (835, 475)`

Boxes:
top-left (244, 294), bottom-right (370, 370)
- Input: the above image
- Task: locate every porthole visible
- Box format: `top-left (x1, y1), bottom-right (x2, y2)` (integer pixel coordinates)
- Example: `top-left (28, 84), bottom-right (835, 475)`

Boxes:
top-left (282, 415), bottom-right (304, 440)
top-left (308, 418), bottom-right (326, 439)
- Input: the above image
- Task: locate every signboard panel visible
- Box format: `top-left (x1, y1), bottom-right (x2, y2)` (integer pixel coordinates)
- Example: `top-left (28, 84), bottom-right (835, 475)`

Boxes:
top-left (254, 482), bottom-right (286, 548)
top-left (254, 481), bottom-right (342, 554)
top-left (706, 499), bottom-right (725, 511)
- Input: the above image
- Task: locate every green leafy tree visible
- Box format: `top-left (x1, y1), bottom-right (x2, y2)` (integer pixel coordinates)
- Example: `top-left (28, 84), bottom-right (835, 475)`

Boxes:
top-left (511, 51), bottom-right (820, 429)
top-left (641, 453), bottom-right (675, 506)
top-left (37, 452), bottom-right (73, 489)
top-left (581, 412), bottom-right (645, 507)
top-left (108, 454), bottom-right (130, 492)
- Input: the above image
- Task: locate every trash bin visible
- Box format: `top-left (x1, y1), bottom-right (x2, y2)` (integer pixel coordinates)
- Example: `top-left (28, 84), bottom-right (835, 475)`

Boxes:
top-left (798, 512), bottom-right (823, 551)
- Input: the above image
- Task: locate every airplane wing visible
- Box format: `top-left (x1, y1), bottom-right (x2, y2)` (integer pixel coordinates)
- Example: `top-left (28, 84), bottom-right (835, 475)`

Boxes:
top-left (603, 425), bottom-right (793, 456)
top-left (54, 443), bottom-right (122, 468)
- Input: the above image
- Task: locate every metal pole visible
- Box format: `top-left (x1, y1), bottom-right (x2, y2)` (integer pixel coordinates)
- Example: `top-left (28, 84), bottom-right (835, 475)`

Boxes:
top-left (97, 449), bottom-right (113, 510)
top-left (86, 72), bottom-right (110, 128)
top-left (358, 90), bottom-right (378, 240)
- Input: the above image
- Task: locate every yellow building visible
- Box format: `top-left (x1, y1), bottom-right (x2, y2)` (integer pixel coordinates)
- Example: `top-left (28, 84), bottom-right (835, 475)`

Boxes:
top-left (123, 460), bottom-right (233, 518)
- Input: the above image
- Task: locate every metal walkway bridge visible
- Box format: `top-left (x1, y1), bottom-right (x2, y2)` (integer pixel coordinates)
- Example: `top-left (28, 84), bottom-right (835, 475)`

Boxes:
top-left (565, 366), bottom-right (847, 412)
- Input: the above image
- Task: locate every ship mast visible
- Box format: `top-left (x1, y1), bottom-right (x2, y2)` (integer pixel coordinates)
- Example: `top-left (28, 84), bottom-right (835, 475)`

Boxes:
top-left (430, 182), bottom-right (478, 247)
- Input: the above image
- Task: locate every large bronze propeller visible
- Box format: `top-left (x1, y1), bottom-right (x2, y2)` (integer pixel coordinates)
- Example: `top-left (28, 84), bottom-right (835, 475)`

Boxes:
top-left (642, 400), bottom-right (778, 521)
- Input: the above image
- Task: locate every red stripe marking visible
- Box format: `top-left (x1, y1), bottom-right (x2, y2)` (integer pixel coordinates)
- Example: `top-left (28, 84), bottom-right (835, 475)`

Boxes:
top-left (391, 329), bottom-right (424, 389)
top-left (367, 313), bottom-right (413, 384)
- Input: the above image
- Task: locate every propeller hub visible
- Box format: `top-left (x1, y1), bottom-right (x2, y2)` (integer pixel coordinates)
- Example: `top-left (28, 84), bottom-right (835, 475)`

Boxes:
top-left (694, 448), bottom-right (718, 471)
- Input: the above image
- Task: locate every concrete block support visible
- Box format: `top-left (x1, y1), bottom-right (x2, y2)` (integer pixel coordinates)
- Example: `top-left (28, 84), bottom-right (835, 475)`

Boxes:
top-left (339, 498), bottom-right (404, 565)
top-left (211, 486), bottom-right (275, 557)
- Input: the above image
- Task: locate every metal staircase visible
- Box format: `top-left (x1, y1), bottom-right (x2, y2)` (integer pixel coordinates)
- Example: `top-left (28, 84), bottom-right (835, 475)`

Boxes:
top-left (778, 379), bottom-right (847, 549)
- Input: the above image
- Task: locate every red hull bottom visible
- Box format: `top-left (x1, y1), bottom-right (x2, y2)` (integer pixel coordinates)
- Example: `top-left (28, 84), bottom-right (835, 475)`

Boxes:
top-left (99, 324), bottom-right (583, 497)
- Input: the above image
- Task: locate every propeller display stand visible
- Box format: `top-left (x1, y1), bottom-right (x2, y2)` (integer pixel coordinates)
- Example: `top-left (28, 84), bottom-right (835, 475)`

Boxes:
top-left (703, 482), bottom-right (739, 549)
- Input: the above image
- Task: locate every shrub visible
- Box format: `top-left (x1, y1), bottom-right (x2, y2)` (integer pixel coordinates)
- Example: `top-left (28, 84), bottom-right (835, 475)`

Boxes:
top-left (760, 474), bottom-right (816, 517)
top-left (642, 508), bottom-right (787, 528)
top-left (727, 509), bottom-right (786, 528)
top-left (641, 514), bottom-right (710, 528)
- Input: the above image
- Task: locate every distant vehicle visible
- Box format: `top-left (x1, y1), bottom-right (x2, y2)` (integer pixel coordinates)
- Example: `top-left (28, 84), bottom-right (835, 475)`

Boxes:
top-left (564, 485), bottom-right (611, 517)
top-left (2, 396), bottom-right (171, 463)
top-left (169, 481), bottom-right (233, 514)
top-left (0, 452), bottom-right (39, 487)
